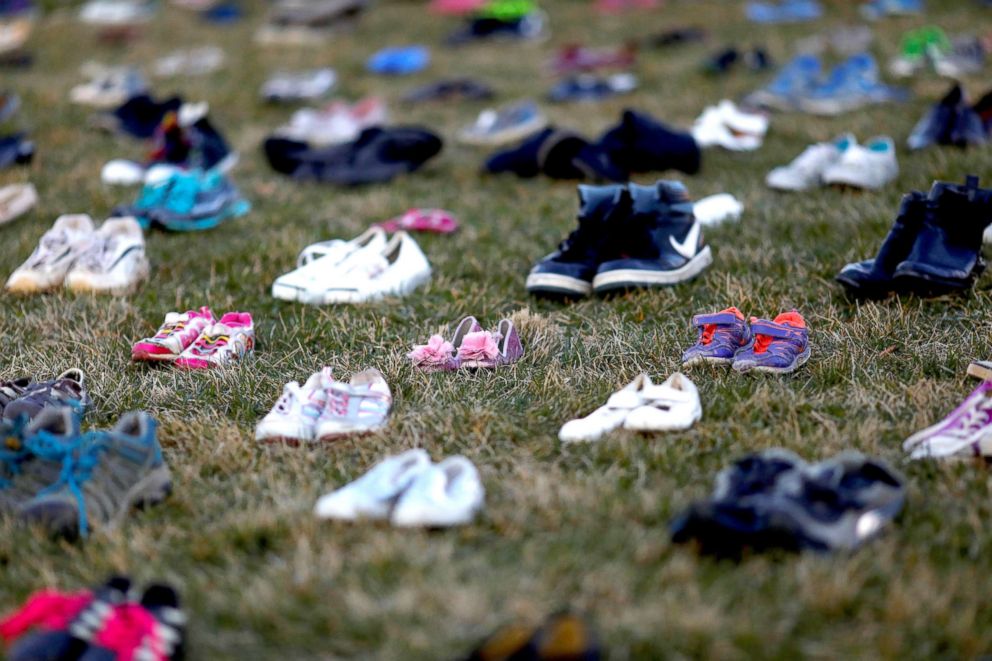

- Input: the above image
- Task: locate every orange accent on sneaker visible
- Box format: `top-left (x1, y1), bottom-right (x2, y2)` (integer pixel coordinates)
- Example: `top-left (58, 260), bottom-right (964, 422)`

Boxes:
top-left (700, 306), bottom-right (745, 345)
top-left (752, 310), bottom-right (806, 354)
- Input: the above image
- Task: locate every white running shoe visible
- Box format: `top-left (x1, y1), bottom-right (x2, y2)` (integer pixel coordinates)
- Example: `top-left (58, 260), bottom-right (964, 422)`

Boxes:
top-left (821, 136), bottom-right (898, 190)
top-left (559, 374), bottom-right (656, 443)
top-left (255, 368), bottom-right (333, 443)
top-left (766, 134), bottom-right (855, 191)
top-left (623, 373), bottom-right (703, 432)
top-left (64, 216), bottom-right (149, 295)
top-left (320, 231), bottom-right (432, 304)
top-left (314, 449), bottom-right (432, 521)
top-left (6, 214), bottom-right (96, 294)
top-left (391, 456), bottom-right (485, 528)
top-left (691, 101), bottom-right (768, 151)
top-left (271, 227), bottom-right (388, 303)
top-left (314, 368), bottom-right (392, 441)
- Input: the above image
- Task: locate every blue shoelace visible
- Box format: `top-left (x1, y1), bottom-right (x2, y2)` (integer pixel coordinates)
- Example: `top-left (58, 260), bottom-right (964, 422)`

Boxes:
top-left (28, 430), bottom-right (107, 537)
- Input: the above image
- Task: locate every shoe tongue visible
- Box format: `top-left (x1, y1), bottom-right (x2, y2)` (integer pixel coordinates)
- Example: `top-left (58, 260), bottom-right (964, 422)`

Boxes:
top-left (772, 311), bottom-right (805, 328)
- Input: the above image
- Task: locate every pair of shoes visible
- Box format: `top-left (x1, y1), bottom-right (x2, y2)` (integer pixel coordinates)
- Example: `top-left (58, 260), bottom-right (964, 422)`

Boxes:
top-left (262, 67), bottom-right (337, 102)
top-left (115, 167), bottom-right (250, 231)
top-left (682, 308), bottom-right (810, 374)
top-left (375, 207), bottom-right (459, 234)
top-left (263, 126), bottom-right (443, 186)
top-left (703, 47), bottom-right (771, 75)
top-left (314, 449), bottom-right (484, 527)
top-left (559, 373), bottom-right (701, 443)
top-left (691, 100), bottom-right (768, 151)
top-left (526, 181), bottom-right (712, 298)
top-left (888, 25), bottom-right (950, 77)
top-left (547, 73), bottom-right (638, 103)
top-left (0, 182), bottom-right (36, 225)
top-left (458, 100), bottom-right (548, 147)
top-left (670, 449), bottom-right (904, 557)
top-left (103, 104), bottom-right (236, 185)
top-left (746, 0), bottom-right (821, 23)
top-left (274, 96), bottom-right (387, 146)
top-left (0, 408), bottom-right (170, 537)
top-left (907, 83), bottom-right (989, 151)
top-left (408, 316), bottom-right (524, 370)
top-left (256, 367), bottom-right (391, 443)
top-left (464, 611), bottom-right (601, 661)
top-left (903, 381), bottom-right (992, 459)
top-left (132, 307), bottom-right (255, 369)
top-left (861, 0), bottom-right (923, 20)
top-left (273, 227), bottom-right (432, 304)
top-left (547, 43), bottom-right (637, 75)
top-left (5, 215), bottom-right (148, 295)
top-left (1, 576), bottom-right (185, 660)
top-left (835, 176), bottom-right (992, 297)
top-left (0, 369), bottom-right (90, 422)
top-left (766, 134), bottom-right (898, 191)
top-left (69, 62), bottom-right (147, 108)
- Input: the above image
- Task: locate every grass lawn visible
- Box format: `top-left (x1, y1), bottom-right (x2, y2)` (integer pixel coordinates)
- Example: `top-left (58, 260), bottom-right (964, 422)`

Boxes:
top-left (2, 0), bottom-right (992, 657)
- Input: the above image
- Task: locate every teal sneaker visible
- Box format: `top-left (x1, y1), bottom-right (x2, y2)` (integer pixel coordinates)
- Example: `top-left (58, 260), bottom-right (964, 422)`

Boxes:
top-left (117, 168), bottom-right (250, 232)
top-left (0, 408), bottom-right (81, 513)
top-left (19, 411), bottom-right (171, 538)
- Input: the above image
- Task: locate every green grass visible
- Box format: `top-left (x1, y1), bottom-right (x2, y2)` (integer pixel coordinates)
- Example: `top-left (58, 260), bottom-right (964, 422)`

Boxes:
top-left (1, 0), bottom-right (992, 657)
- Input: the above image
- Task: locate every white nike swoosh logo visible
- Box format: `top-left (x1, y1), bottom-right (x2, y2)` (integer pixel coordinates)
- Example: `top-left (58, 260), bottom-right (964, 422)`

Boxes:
top-left (669, 222), bottom-right (701, 259)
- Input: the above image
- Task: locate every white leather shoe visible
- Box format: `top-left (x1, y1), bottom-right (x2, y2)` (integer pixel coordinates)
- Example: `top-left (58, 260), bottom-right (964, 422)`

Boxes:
top-left (271, 227), bottom-right (388, 302)
top-left (314, 449), bottom-right (431, 521)
top-left (559, 374), bottom-right (654, 443)
top-left (623, 373), bottom-right (703, 432)
top-left (390, 456), bottom-right (485, 528)
top-left (320, 231), bottom-right (432, 304)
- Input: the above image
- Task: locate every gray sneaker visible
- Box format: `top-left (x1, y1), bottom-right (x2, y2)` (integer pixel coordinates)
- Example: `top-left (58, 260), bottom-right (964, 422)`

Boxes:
top-left (2, 368), bottom-right (92, 422)
top-left (19, 411), bottom-right (171, 538)
top-left (0, 408), bottom-right (81, 513)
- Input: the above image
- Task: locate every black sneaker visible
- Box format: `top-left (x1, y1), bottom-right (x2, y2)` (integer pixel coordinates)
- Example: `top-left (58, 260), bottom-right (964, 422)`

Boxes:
top-left (525, 184), bottom-right (628, 298)
top-left (894, 175), bottom-right (992, 293)
top-left (835, 190), bottom-right (928, 297)
top-left (592, 180), bottom-right (712, 293)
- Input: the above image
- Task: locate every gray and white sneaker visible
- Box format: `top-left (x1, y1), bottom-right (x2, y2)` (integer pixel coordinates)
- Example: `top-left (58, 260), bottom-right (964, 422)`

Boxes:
top-left (64, 216), bottom-right (149, 295)
top-left (766, 134), bottom-right (855, 192)
top-left (262, 68), bottom-right (337, 103)
top-left (314, 368), bottom-right (392, 441)
top-left (458, 100), bottom-right (548, 147)
top-left (821, 136), bottom-right (898, 190)
top-left (5, 214), bottom-right (96, 294)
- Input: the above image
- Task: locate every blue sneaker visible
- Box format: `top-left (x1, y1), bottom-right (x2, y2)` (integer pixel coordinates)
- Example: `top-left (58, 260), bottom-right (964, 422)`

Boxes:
top-left (746, 0), bottom-right (822, 23)
top-left (798, 53), bottom-right (905, 116)
top-left (119, 168), bottom-right (250, 232)
top-left (0, 408), bottom-right (80, 513)
top-left (745, 54), bottom-right (821, 111)
top-left (366, 45), bottom-right (430, 76)
top-left (860, 0), bottom-right (923, 20)
top-left (19, 411), bottom-right (171, 538)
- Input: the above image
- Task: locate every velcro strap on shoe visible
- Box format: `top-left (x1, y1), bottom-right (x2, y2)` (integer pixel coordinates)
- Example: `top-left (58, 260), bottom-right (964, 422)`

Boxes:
top-left (692, 312), bottom-right (739, 328)
top-left (751, 321), bottom-right (805, 341)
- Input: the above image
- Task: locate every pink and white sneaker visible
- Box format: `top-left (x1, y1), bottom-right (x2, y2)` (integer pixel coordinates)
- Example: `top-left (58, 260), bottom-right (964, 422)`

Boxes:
top-left (174, 312), bottom-right (255, 370)
top-left (132, 307), bottom-right (215, 362)
top-left (314, 368), bottom-right (392, 441)
top-left (255, 368), bottom-right (333, 444)
top-left (903, 381), bottom-right (992, 459)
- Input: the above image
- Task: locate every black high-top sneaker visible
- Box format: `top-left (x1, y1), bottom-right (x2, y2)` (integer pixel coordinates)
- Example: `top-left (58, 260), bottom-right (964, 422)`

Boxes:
top-left (894, 175), bottom-right (992, 293)
top-left (526, 184), bottom-right (629, 298)
top-left (835, 190), bottom-right (928, 298)
top-left (591, 180), bottom-right (712, 294)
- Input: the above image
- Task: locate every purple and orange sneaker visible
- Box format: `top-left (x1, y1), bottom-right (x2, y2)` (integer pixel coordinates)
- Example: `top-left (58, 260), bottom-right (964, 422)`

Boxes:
top-left (732, 311), bottom-right (810, 374)
top-left (132, 307), bottom-right (215, 363)
top-left (682, 307), bottom-right (752, 366)
top-left (174, 312), bottom-right (255, 370)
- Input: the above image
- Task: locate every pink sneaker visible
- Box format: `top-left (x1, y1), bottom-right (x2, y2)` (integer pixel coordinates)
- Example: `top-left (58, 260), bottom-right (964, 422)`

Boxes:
top-left (174, 312), bottom-right (255, 370)
top-left (457, 319), bottom-right (524, 369)
top-left (132, 307), bottom-right (215, 362)
top-left (377, 208), bottom-right (459, 234)
top-left (408, 316), bottom-right (483, 371)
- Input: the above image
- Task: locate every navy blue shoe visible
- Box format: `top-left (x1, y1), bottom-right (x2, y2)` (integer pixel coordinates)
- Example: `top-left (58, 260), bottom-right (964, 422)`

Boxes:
top-left (592, 180), bottom-right (712, 293)
top-left (95, 94), bottom-right (183, 139)
top-left (525, 184), bottom-right (629, 297)
top-left (485, 127), bottom-right (626, 181)
top-left (595, 109), bottom-right (701, 176)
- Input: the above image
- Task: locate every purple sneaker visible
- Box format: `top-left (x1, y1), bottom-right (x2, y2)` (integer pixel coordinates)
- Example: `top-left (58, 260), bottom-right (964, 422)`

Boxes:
top-left (682, 307), bottom-right (752, 366)
top-left (732, 311), bottom-right (810, 374)
top-left (457, 319), bottom-right (524, 369)
top-left (408, 316), bottom-right (483, 371)
top-left (903, 381), bottom-right (992, 459)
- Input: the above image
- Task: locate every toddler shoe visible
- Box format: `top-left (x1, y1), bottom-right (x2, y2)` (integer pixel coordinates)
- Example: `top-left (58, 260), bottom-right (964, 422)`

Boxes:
top-left (271, 227), bottom-right (387, 303)
top-left (457, 319), bottom-right (524, 369)
top-left (559, 374), bottom-right (655, 443)
top-left (314, 449), bottom-right (432, 521)
top-left (5, 215), bottom-right (96, 294)
top-left (255, 368), bottom-right (333, 443)
top-left (314, 368), bottom-right (392, 441)
top-left (390, 456), bottom-right (485, 528)
top-left (173, 312), bottom-right (254, 370)
top-left (623, 373), bottom-right (702, 432)
top-left (682, 307), bottom-right (752, 367)
top-left (132, 306), bottom-right (216, 362)
top-left (408, 316), bottom-right (483, 371)
top-left (732, 311), bottom-right (810, 374)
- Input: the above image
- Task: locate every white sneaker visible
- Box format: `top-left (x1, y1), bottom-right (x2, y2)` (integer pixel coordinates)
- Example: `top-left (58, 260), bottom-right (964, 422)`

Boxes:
top-left (320, 231), bottom-right (432, 304)
top-left (69, 66), bottom-right (147, 108)
top-left (693, 193), bottom-right (743, 227)
top-left (821, 136), bottom-right (898, 190)
top-left (623, 373), bottom-right (702, 432)
top-left (766, 134), bottom-right (855, 191)
top-left (255, 368), bottom-right (332, 443)
top-left (262, 68), bottom-right (337, 102)
top-left (271, 227), bottom-right (388, 303)
top-left (6, 214), bottom-right (96, 294)
top-left (559, 374), bottom-right (655, 443)
top-left (314, 368), bottom-right (392, 441)
top-left (64, 216), bottom-right (149, 295)
top-left (314, 449), bottom-right (431, 521)
top-left (0, 183), bottom-right (38, 226)
top-left (391, 456), bottom-right (485, 528)
top-left (691, 101), bottom-right (767, 151)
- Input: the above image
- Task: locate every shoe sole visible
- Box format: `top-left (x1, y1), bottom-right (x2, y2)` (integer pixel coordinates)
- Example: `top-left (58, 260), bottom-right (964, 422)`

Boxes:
top-left (457, 117), bottom-right (549, 147)
top-left (734, 345), bottom-right (811, 374)
top-left (131, 351), bottom-right (179, 363)
top-left (969, 361), bottom-right (992, 381)
top-left (525, 272), bottom-right (592, 297)
top-left (65, 259), bottom-right (150, 297)
top-left (592, 247), bottom-right (712, 293)
top-left (682, 355), bottom-right (734, 368)
top-left (321, 270), bottom-right (431, 304)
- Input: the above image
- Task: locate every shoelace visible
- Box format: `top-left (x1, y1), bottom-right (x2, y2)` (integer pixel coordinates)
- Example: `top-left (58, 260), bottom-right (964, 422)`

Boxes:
top-left (0, 417), bottom-right (31, 487)
top-left (30, 430), bottom-right (109, 537)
